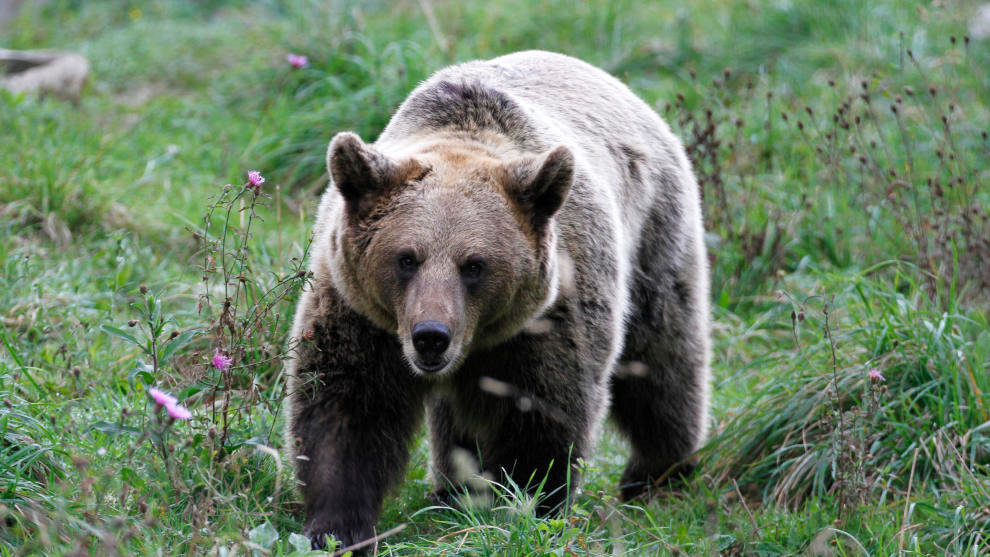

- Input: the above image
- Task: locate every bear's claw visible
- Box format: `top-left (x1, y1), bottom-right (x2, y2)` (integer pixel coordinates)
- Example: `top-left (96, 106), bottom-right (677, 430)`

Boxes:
top-left (302, 519), bottom-right (375, 553)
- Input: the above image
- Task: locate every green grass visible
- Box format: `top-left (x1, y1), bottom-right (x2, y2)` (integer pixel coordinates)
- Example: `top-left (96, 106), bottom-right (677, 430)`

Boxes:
top-left (1, 0), bottom-right (987, 554)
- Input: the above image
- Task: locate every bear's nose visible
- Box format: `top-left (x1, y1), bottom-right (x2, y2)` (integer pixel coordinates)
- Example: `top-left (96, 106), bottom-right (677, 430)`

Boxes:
top-left (411, 321), bottom-right (451, 365)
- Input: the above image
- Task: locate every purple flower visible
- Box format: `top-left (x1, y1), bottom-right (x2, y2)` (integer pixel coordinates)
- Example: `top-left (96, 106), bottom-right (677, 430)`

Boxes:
top-left (286, 53), bottom-right (308, 68)
top-left (868, 368), bottom-right (885, 382)
top-left (247, 170), bottom-right (265, 188)
top-left (148, 387), bottom-right (193, 420)
top-left (148, 387), bottom-right (177, 407)
top-left (167, 403), bottom-right (193, 420)
top-left (212, 348), bottom-right (233, 371)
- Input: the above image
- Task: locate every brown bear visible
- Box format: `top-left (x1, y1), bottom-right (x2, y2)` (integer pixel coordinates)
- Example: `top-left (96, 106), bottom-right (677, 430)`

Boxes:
top-left (285, 50), bottom-right (711, 549)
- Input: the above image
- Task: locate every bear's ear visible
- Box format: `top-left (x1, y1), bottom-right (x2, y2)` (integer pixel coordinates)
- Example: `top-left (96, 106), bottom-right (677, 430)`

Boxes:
top-left (327, 132), bottom-right (414, 218)
top-left (504, 145), bottom-right (574, 230)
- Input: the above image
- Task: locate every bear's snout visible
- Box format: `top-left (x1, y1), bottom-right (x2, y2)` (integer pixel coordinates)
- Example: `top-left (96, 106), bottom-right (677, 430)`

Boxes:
top-left (411, 320), bottom-right (451, 371)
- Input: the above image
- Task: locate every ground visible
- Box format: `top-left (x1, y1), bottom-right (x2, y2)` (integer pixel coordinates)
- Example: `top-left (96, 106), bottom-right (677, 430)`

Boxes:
top-left (0, 1), bottom-right (987, 555)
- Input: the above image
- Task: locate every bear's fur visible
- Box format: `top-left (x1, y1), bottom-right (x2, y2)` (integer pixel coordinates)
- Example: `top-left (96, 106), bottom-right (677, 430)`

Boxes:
top-left (285, 50), bottom-right (711, 548)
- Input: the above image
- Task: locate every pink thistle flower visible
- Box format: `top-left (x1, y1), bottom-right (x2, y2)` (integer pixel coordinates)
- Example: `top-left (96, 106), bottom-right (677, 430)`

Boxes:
top-left (167, 403), bottom-right (193, 420)
top-left (247, 170), bottom-right (265, 188)
top-left (286, 53), bottom-right (308, 68)
top-left (868, 368), bottom-right (885, 382)
top-left (148, 387), bottom-right (177, 407)
top-left (212, 348), bottom-right (233, 371)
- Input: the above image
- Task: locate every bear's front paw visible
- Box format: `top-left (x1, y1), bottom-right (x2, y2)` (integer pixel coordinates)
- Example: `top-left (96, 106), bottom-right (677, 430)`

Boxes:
top-left (302, 516), bottom-right (375, 552)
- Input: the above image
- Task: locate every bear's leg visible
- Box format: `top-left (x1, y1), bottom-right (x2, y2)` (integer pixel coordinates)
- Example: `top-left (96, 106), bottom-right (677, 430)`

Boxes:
top-left (440, 324), bottom-right (608, 515)
top-left (426, 396), bottom-right (483, 506)
top-left (611, 237), bottom-right (710, 500)
top-left (287, 288), bottom-right (426, 549)
top-left (481, 412), bottom-right (588, 515)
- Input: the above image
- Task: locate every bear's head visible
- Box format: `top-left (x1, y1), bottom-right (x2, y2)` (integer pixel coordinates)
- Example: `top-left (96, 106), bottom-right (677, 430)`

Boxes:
top-left (324, 131), bottom-right (573, 377)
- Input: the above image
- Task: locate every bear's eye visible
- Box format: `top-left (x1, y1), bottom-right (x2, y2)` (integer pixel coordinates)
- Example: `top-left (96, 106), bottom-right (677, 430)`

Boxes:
top-left (460, 258), bottom-right (486, 285)
top-left (397, 253), bottom-right (419, 278)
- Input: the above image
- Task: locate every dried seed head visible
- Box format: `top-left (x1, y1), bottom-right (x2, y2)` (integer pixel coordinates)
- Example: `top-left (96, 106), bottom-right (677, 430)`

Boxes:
top-left (904, 86), bottom-right (914, 96)
top-left (950, 36), bottom-right (956, 45)
top-left (805, 106), bottom-right (813, 117)
top-left (139, 285), bottom-right (148, 295)
top-left (797, 121), bottom-right (804, 130)
top-left (169, 330), bottom-right (179, 340)
top-left (723, 68), bottom-right (732, 80)
top-left (861, 80), bottom-right (868, 90)
top-left (828, 79), bottom-right (835, 87)
top-left (907, 49), bottom-right (915, 60)
top-left (781, 111), bottom-right (789, 121)
top-left (929, 86), bottom-right (937, 97)
top-left (128, 319), bottom-right (137, 327)
top-left (895, 95), bottom-right (902, 104)
top-left (890, 104), bottom-right (898, 114)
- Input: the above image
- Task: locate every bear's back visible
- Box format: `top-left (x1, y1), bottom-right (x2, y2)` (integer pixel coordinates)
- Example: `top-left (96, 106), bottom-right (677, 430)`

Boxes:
top-left (375, 51), bottom-right (703, 321)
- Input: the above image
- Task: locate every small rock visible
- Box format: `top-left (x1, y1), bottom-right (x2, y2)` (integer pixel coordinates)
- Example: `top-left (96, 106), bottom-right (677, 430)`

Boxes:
top-left (0, 48), bottom-right (90, 101)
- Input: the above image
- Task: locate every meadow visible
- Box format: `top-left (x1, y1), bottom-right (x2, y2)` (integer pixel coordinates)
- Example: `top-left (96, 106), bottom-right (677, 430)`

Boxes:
top-left (1, 0), bottom-right (987, 554)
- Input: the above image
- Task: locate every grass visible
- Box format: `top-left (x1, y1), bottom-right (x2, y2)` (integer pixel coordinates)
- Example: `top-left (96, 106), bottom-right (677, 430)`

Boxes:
top-left (1, 0), bottom-right (987, 554)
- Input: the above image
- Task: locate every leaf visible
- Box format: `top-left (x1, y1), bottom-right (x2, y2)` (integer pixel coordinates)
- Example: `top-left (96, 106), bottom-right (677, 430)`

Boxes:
top-left (287, 533), bottom-right (311, 553)
top-left (101, 325), bottom-right (143, 348)
top-left (248, 521), bottom-right (279, 549)
top-left (158, 329), bottom-right (199, 363)
top-left (120, 466), bottom-right (146, 490)
top-left (91, 421), bottom-right (142, 437)
top-left (128, 360), bottom-right (155, 390)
